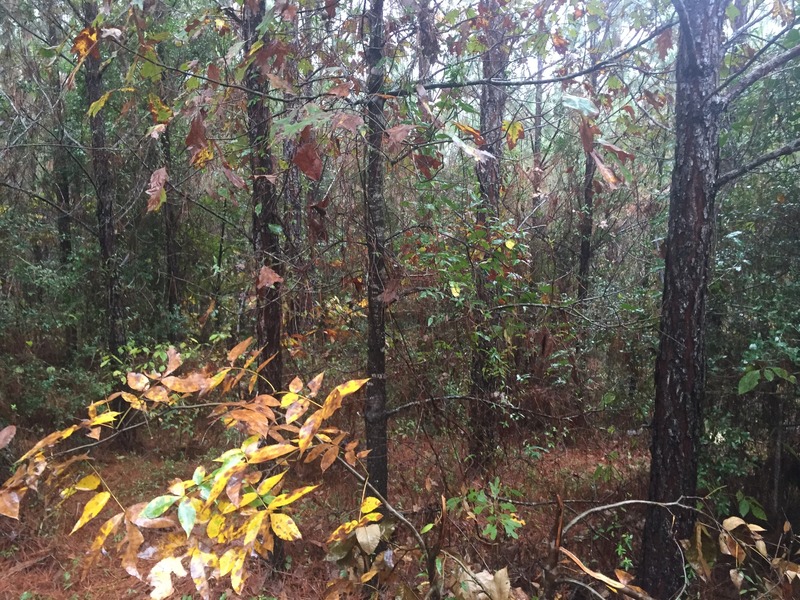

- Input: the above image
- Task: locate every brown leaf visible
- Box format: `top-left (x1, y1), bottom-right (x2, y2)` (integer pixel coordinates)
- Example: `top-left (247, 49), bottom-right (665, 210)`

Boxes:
top-left (655, 28), bottom-right (673, 61)
top-left (598, 140), bottom-right (635, 163)
top-left (71, 28), bottom-right (99, 60)
top-left (331, 112), bottom-right (363, 132)
top-left (266, 73), bottom-right (294, 94)
top-left (222, 164), bottom-right (247, 190)
top-left (413, 152), bottom-right (443, 180)
top-left (185, 116), bottom-right (211, 167)
top-left (384, 124), bottom-right (416, 152)
top-left (551, 31), bottom-right (570, 54)
top-left (0, 425), bottom-right (17, 450)
top-left (257, 265), bottom-right (284, 289)
top-left (292, 142), bottom-right (323, 181)
top-left (376, 278), bottom-right (401, 306)
top-left (227, 337), bottom-right (253, 363)
top-left (145, 167), bottom-right (168, 213)
top-left (578, 118), bottom-right (594, 153)
top-left (0, 488), bottom-right (22, 519)
top-left (454, 122), bottom-right (485, 146)
top-left (326, 81), bottom-right (352, 97)
top-left (590, 150), bottom-right (620, 189)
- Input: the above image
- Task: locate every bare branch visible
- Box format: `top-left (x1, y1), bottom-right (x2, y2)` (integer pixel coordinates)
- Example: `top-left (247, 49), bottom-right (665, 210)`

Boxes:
top-left (721, 43), bottom-right (800, 106)
top-left (717, 136), bottom-right (800, 189)
top-left (382, 20), bottom-right (678, 97)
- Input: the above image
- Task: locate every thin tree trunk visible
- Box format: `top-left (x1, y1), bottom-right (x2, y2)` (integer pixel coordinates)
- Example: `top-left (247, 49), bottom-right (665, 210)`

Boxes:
top-left (363, 0), bottom-right (389, 500)
top-left (469, 0), bottom-right (509, 468)
top-left (641, 2), bottom-right (725, 596)
top-left (83, 0), bottom-right (124, 357)
top-left (48, 3), bottom-right (76, 358)
top-left (576, 151), bottom-right (596, 302)
top-left (162, 125), bottom-right (181, 322)
top-left (244, 0), bottom-right (282, 393)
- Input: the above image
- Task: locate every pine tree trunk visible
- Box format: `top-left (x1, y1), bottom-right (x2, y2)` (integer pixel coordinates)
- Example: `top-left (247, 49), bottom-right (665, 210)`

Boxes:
top-left (244, 0), bottom-right (283, 393)
top-left (641, 2), bottom-right (725, 596)
top-left (363, 0), bottom-right (389, 500)
top-left (83, 0), bottom-right (124, 357)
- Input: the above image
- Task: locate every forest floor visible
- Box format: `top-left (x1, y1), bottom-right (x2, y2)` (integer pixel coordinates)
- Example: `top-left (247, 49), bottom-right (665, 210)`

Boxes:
top-left (0, 419), bottom-right (652, 600)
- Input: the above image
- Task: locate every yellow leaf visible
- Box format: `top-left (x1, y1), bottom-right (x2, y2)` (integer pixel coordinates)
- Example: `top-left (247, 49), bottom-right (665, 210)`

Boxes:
top-left (218, 547), bottom-right (239, 577)
top-left (280, 392), bottom-right (300, 408)
top-left (75, 474), bottom-right (101, 491)
top-left (244, 511), bottom-right (267, 546)
top-left (88, 411), bottom-right (120, 426)
top-left (229, 548), bottom-right (247, 593)
top-left (120, 392), bottom-right (146, 411)
top-left (147, 556), bottom-right (187, 600)
top-left (89, 512), bottom-right (124, 554)
top-left (71, 491), bottom-right (111, 534)
top-left (256, 470), bottom-right (287, 495)
top-left (504, 239), bottom-right (516, 250)
top-left (207, 514), bottom-right (225, 540)
top-left (360, 496), bottom-right (382, 515)
top-left (334, 378), bottom-right (369, 399)
top-left (320, 389), bottom-right (342, 420)
top-left (307, 372), bottom-right (324, 398)
top-left (298, 410), bottom-right (323, 453)
top-left (271, 512), bottom-right (302, 541)
top-left (268, 485), bottom-right (318, 509)
top-left (167, 478), bottom-right (185, 497)
top-left (246, 443), bottom-right (296, 464)
top-left (18, 425), bottom-right (78, 462)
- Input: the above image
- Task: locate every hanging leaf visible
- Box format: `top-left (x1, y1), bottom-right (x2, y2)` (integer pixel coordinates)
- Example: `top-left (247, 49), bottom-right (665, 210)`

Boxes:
top-left (361, 496), bottom-right (382, 514)
top-left (307, 372), bottom-right (324, 398)
top-left (145, 167), bottom-right (168, 213)
top-left (454, 122), bottom-right (485, 146)
top-left (256, 470), bottom-right (287, 495)
top-left (127, 372), bottom-right (150, 391)
top-left (655, 28), bottom-right (673, 60)
top-left (88, 512), bottom-right (124, 555)
top-left (298, 410), bottom-right (323, 453)
top-left (355, 524), bottom-right (381, 554)
top-left (0, 425), bottom-right (17, 450)
top-left (563, 94), bottom-right (599, 117)
top-left (186, 116), bottom-right (212, 167)
top-left (590, 150), bottom-right (621, 189)
top-left (503, 120), bottom-right (525, 150)
top-left (176, 499), bottom-right (196, 538)
top-left (88, 91), bottom-right (113, 117)
top-left (293, 142), bottom-right (323, 181)
top-left (71, 491), bottom-right (111, 534)
top-left (71, 28), bottom-right (99, 60)
top-left (257, 265), bottom-right (284, 289)
top-left (738, 369), bottom-right (761, 394)
top-left (244, 511), bottom-right (267, 545)
top-left (227, 337), bottom-right (253, 363)
top-left (271, 512), bottom-right (302, 541)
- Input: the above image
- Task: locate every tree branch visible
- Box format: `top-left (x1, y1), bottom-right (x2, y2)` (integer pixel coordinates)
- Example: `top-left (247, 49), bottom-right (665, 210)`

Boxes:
top-left (382, 20), bottom-right (677, 97)
top-left (721, 42), bottom-right (800, 106)
top-left (717, 136), bottom-right (800, 189)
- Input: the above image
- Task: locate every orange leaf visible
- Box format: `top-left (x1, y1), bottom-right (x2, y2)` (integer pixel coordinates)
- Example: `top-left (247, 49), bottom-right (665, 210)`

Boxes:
top-left (227, 337), bottom-right (253, 363)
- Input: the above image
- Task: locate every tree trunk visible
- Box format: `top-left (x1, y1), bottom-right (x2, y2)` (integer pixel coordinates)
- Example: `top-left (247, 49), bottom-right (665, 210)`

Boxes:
top-left (83, 0), bottom-right (124, 357)
top-left (641, 2), bottom-right (725, 596)
top-left (469, 0), bottom-right (509, 468)
top-left (363, 0), bottom-right (389, 500)
top-left (162, 125), bottom-right (182, 324)
top-left (48, 2), bottom-right (76, 358)
top-left (244, 0), bottom-right (283, 393)
top-left (576, 152), bottom-right (596, 302)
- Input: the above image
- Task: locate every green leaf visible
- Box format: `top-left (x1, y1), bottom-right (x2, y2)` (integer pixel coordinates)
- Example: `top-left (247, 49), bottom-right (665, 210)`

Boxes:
top-left (420, 523), bottom-right (434, 534)
top-left (562, 94), bottom-right (599, 117)
top-left (177, 498), bottom-right (196, 537)
top-left (738, 369), bottom-right (761, 394)
top-left (142, 494), bottom-right (180, 518)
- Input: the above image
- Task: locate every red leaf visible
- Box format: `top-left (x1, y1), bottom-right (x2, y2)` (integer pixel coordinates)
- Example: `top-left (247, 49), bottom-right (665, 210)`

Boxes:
top-left (293, 142), bottom-right (322, 181)
top-left (258, 266), bottom-right (284, 289)
top-left (185, 116), bottom-right (210, 165)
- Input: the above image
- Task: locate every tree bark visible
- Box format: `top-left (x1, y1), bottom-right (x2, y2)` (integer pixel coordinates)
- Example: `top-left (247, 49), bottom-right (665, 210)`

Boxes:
top-left (363, 0), bottom-right (389, 500)
top-left (641, 1), bottom-right (725, 596)
top-left (469, 0), bottom-right (509, 468)
top-left (244, 0), bottom-right (283, 393)
top-left (83, 0), bottom-right (124, 357)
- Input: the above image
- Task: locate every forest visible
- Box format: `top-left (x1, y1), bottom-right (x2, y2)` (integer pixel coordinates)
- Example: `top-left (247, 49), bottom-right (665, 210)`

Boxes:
top-left (1, 0), bottom-right (799, 598)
